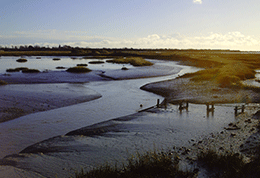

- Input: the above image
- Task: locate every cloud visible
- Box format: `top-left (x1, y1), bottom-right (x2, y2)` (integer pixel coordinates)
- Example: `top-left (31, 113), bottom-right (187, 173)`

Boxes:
top-left (193, 0), bottom-right (202, 4)
top-left (1, 30), bottom-right (260, 51)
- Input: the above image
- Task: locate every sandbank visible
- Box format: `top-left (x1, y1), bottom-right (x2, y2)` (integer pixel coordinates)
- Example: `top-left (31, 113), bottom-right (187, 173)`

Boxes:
top-left (141, 77), bottom-right (260, 104)
top-left (0, 83), bottom-right (101, 122)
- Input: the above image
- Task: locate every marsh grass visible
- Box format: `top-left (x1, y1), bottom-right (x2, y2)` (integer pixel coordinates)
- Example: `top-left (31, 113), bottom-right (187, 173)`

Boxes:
top-left (198, 150), bottom-right (245, 177)
top-left (182, 62), bottom-right (256, 88)
top-left (77, 64), bottom-right (88, 66)
top-left (22, 69), bottom-right (40, 73)
top-left (16, 58), bottom-right (28, 63)
top-left (53, 58), bottom-right (61, 61)
top-left (56, 66), bottom-right (66, 69)
top-left (106, 57), bottom-right (153, 66)
top-left (6, 68), bottom-right (21, 72)
top-left (75, 150), bottom-right (195, 178)
top-left (6, 67), bottom-right (29, 72)
top-left (0, 80), bottom-right (7, 85)
top-left (88, 61), bottom-right (105, 64)
top-left (66, 66), bottom-right (92, 73)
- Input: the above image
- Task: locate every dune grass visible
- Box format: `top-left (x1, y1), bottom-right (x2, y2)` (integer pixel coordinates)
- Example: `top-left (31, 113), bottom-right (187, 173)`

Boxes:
top-left (106, 57), bottom-right (153, 66)
top-left (66, 66), bottom-right (92, 73)
top-left (75, 150), bottom-right (195, 178)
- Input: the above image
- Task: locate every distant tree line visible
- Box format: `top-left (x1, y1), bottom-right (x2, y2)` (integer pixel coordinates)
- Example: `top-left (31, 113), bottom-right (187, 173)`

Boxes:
top-left (0, 45), bottom-right (239, 52)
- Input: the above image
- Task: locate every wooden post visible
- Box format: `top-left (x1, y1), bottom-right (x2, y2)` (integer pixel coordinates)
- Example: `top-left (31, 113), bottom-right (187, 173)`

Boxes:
top-left (206, 103), bottom-right (209, 111)
top-left (242, 105), bottom-right (245, 113)
top-left (179, 102), bottom-right (183, 110)
top-left (234, 106), bottom-right (238, 115)
top-left (157, 99), bottom-right (160, 108)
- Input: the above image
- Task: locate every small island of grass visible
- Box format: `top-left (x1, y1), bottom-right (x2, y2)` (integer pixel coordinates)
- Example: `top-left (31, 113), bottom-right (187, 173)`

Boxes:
top-left (66, 66), bottom-right (92, 73)
top-left (53, 58), bottom-right (61, 61)
top-left (88, 60), bottom-right (105, 64)
top-left (22, 69), bottom-right (40, 73)
top-left (106, 57), bottom-right (153, 66)
top-left (16, 58), bottom-right (28, 63)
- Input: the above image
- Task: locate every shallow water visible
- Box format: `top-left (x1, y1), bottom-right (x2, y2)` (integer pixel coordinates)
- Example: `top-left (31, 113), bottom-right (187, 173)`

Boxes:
top-left (0, 59), bottom-right (196, 158)
top-left (0, 58), bottom-right (239, 177)
top-left (0, 56), bottom-right (133, 73)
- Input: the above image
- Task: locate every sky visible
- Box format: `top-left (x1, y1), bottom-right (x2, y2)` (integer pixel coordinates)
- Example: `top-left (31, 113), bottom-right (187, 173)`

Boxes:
top-left (1, 0), bottom-right (260, 51)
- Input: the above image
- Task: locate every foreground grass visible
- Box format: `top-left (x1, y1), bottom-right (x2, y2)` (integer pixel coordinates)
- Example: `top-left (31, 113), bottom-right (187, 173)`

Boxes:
top-left (198, 150), bottom-right (245, 177)
top-left (75, 150), bottom-right (196, 178)
top-left (198, 147), bottom-right (260, 178)
top-left (106, 57), bottom-right (153, 66)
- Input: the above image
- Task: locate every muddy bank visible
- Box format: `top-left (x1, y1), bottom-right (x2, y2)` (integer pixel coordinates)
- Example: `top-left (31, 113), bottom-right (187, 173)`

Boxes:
top-left (0, 103), bottom-right (241, 178)
top-left (141, 77), bottom-right (260, 104)
top-left (0, 83), bottom-right (102, 122)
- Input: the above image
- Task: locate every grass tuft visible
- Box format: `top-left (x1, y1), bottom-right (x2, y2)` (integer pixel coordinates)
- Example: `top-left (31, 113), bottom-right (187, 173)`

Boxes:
top-left (77, 64), bottom-right (88, 67)
top-left (6, 68), bottom-right (21, 72)
top-left (53, 58), bottom-right (61, 61)
top-left (198, 150), bottom-right (245, 177)
top-left (22, 68), bottom-right (40, 73)
top-left (16, 58), bottom-right (27, 63)
top-left (106, 57), bottom-right (153, 66)
top-left (88, 61), bottom-right (105, 64)
top-left (75, 150), bottom-right (195, 178)
top-left (66, 66), bottom-right (92, 73)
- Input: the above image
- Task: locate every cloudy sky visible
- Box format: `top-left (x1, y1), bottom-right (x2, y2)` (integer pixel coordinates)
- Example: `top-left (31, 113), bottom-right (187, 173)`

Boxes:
top-left (1, 0), bottom-right (260, 50)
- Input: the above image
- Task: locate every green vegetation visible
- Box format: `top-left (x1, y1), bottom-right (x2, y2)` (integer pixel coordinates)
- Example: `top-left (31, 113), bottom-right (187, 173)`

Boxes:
top-left (22, 69), bottom-right (40, 73)
top-left (181, 61), bottom-right (256, 88)
top-left (66, 66), bottom-right (92, 73)
top-left (53, 58), bottom-right (61, 61)
top-left (88, 61), bottom-right (105, 64)
top-left (121, 66), bottom-right (129, 70)
top-left (6, 68), bottom-right (20, 72)
top-left (198, 150), bottom-right (245, 177)
top-left (198, 148), bottom-right (260, 178)
top-left (77, 64), bottom-right (88, 66)
top-left (56, 66), bottom-right (66, 69)
top-left (0, 80), bottom-right (7, 85)
top-left (6, 67), bottom-right (29, 72)
top-left (106, 57), bottom-right (153, 66)
top-left (75, 150), bottom-right (196, 178)
top-left (16, 58), bottom-right (28, 63)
